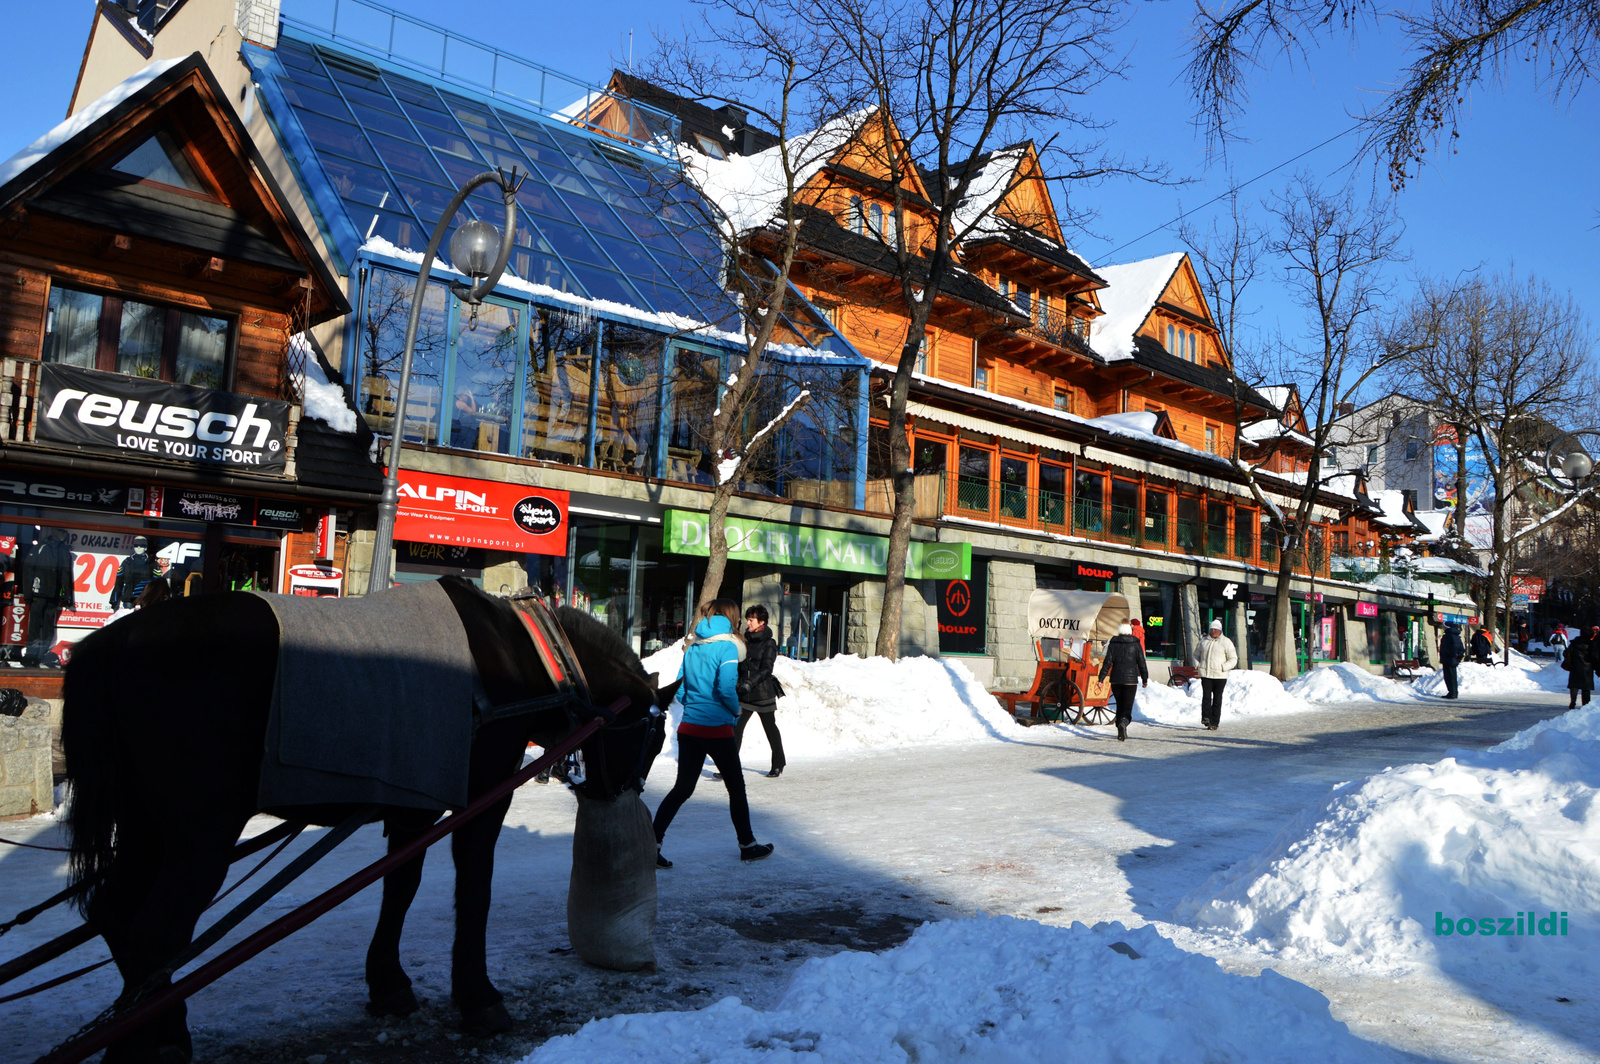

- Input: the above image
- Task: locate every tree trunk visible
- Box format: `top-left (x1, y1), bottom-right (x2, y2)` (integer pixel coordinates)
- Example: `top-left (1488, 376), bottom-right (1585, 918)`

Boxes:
top-left (1270, 548), bottom-right (1299, 681)
top-left (1454, 427), bottom-right (1470, 542)
top-left (874, 300), bottom-right (937, 661)
top-left (695, 479), bottom-right (737, 615)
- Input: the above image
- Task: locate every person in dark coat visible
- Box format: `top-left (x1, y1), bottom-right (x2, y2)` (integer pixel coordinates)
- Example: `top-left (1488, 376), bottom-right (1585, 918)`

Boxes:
top-left (1438, 623), bottom-right (1464, 700)
top-left (1470, 627), bottom-right (1494, 665)
top-left (734, 605), bottom-right (787, 777)
top-left (1097, 623), bottom-right (1148, 742)
top-left (1563, 631), bottom-right (1594, 709)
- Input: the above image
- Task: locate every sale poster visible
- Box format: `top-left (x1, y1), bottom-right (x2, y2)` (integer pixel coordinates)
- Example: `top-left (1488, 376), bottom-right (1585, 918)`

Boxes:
top-left (52, 530), bottom-right (139, 661)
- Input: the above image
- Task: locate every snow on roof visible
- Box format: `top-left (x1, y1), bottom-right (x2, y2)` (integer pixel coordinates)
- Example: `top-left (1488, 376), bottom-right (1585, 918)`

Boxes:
top-left (1257, 385), bottom-right (1293, 411)
top-left (1415, 509), bottom-right (1450, 542)
top-left (1087, 252), bottom-right (1184, 362)
top-left (0, 58), bottom-right (183, 190)
top-left (1241, 419), bottom-right (1315, 447)
top-left (291, 334), bottom-right (358, 433)
top-left (950, 147), bottom-right (1026, 236)
top-left (1370, 489), bottom-right (1418, 528)
top-left (683, 109), bottom-right (871, 234)
top-left (360, 237), bottom-right (856, 363)
top-left (1087, 411), bottom-right (1160, 437)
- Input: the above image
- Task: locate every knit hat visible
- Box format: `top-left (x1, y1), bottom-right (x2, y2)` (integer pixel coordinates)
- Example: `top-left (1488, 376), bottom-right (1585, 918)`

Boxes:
top-left (1209, 619), bottom-right (1223, 631)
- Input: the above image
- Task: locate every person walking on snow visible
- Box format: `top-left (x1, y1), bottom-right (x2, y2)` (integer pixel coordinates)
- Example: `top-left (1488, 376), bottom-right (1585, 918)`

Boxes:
top-left (1438, 622), bottom-right (1464, 699)
top-left (1470, 627), bottom-right (1494, 665)
top-left (1194, 618), bottom-right (1238, 730)
top-left (1098, 622), bottom-right (1148, 742)
top-left (1549, 623), bottom-right (1569, 654)
top-left (651, 599), bottom-right (774, 867)
top-left (735, 604), bottom-right (786, 778)
top-left (1562, 629), bottom-right (1594, 709)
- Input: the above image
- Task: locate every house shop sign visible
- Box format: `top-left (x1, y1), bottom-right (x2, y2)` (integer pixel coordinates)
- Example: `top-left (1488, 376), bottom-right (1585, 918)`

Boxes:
top-left (36, 364), bottom-right (290, 474)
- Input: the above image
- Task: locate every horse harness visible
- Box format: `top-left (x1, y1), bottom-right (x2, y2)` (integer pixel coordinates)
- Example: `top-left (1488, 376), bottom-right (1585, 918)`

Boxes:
top-left (468, 592), bottom-right (606, 732)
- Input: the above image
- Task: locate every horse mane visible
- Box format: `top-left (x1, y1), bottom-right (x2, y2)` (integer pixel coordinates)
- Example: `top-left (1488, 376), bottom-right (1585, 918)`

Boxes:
top-left (554, 606), bottom-right (648, 688)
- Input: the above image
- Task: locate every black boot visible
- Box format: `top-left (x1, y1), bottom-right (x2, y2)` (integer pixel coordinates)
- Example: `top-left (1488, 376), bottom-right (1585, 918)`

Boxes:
top-left (1116, 721), bottom-right (1128, 742)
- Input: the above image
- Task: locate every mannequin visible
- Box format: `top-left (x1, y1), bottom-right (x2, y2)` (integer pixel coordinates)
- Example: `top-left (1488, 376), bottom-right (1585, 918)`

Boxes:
top-left (17, 527), bottom-right (75, 664)
top-left (110, 536), bottom-right (157, 609)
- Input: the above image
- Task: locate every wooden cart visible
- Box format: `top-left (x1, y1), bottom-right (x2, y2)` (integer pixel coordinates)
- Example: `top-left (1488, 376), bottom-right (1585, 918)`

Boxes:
top-left (1000, 590), bottom-right (1130, 727)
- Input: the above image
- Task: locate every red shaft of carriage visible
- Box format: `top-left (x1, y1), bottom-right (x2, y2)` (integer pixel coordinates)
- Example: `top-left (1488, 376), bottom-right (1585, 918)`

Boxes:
top-left (36, 707), bottom-right (618, 1064)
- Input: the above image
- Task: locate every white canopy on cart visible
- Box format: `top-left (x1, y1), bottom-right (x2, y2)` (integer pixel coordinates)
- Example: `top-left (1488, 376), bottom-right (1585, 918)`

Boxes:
top-left (1027, 590), bottom-right (1131, 642)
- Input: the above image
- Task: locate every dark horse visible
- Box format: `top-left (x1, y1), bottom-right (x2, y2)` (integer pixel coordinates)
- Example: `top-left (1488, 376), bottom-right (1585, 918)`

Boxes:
top-left (62, 576), bottom-right (673, 1064)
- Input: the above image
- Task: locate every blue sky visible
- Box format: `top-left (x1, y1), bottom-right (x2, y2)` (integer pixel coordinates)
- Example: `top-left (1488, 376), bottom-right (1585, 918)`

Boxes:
top-left (2, 0), bottom-right (1594, 379)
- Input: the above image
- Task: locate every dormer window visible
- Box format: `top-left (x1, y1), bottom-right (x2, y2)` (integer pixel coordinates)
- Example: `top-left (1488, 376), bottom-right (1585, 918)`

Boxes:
top-left (848, 195), bottom-right (866, 235)
top-left (109, 130), bottom-right (212, 197)
top-left (692, 134), bottom-right (726, 159)
top-left (1165, 323), bottom-right (1199, 362)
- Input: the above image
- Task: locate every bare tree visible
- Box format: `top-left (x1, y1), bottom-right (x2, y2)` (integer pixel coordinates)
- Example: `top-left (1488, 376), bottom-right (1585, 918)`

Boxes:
top-left (784, 0), bottom-right (1151, 658)
top-left (641, 1), bottom-right (863, 612)
top-left (1250, 175), bottom-right (1406, 678)
top-left (1387, 272), bottom-right (1596, 647)
top-left (1187, 0), bottom-right (1600, 187)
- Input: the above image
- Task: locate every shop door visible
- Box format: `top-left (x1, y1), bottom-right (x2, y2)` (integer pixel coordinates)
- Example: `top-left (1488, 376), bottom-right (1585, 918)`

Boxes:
top-left (221, 544), bottom-right (278, 593)
top-left (779, 587), bottom-right (813, 660)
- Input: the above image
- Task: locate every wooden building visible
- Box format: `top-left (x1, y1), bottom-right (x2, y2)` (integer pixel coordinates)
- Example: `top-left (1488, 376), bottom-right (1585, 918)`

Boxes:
top-left (0, 52), bottom-right (376, 694)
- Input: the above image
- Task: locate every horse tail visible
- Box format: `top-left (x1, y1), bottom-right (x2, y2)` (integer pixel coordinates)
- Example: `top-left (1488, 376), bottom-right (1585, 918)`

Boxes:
top-left (62, 618), bottom-right (131, 910)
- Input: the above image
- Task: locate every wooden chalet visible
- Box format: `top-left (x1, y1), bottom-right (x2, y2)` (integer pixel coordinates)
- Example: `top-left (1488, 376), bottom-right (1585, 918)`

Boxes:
top-left (0, 52), bottom-right (376, 691)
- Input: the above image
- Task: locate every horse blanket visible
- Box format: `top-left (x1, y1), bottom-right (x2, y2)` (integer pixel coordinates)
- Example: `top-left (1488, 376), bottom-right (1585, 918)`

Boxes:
top-left (253, 580), bottom-right (476, 811)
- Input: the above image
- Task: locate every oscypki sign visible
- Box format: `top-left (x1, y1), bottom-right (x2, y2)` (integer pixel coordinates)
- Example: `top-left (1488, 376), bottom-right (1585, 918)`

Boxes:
top-left (36, 364), bottom-right (289, 473)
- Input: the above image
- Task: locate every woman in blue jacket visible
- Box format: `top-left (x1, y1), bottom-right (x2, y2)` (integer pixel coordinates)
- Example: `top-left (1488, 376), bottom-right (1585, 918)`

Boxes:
top-left (652, 598), bottom-right (775, 866)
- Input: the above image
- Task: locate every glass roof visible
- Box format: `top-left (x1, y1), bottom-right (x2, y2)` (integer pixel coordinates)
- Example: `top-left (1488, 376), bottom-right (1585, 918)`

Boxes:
top-left (249, 33), bottom-right (734, 325)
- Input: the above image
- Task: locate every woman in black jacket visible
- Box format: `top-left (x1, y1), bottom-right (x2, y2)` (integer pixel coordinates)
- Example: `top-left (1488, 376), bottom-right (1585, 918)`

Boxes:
top-left (735, 605), bottom-right (787, 777)
top-left (1471, 628), bottom-right (1494, 665)
top-left (1567, 632), bottom-right (1595, 709)
top-left (1097, 622), bottom-right (1148, 742)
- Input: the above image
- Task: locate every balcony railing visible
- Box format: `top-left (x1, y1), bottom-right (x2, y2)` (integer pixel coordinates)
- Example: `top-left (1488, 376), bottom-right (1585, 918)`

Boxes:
top-left (1015, 300), bottom-right (1090, 351)
top-left (870, 471), bottom-right (1330, 575)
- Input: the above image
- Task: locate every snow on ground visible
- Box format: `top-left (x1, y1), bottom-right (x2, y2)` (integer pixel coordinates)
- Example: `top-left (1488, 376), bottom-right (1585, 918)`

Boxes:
top-left (1134, 669), bottom-right (1313, 724)
top-left (1176, 699), bottom-right (1600, 1006)
top-left (520, 917), bottom-right (1372, 1064)
top-left (641, 643), bottom-right (1018, 761)
top-left (1284, 663), bottom-right (1421, 704)
top-left (1412, 651), bottom-right (1568, 698)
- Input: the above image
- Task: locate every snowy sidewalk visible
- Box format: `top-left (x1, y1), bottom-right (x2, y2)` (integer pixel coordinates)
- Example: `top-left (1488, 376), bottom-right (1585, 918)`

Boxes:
top-left (1, 690), bottom-right (1587, 1063)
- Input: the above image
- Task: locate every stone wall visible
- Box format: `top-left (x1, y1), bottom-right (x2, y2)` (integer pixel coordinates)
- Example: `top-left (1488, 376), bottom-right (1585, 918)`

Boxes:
top-left (1, 701), bottom-right (53, 817)
top-left (844, 578), bottom-right (938, 658)
top-left (989, 561), bottom-right (1036, 691)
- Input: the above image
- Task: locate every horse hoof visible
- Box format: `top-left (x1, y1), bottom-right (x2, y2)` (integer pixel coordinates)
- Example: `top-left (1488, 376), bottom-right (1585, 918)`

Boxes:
top-left (367, 985), bottom-right (420, 1017)
top-left (459, 1001), bottom-right (513, 1037)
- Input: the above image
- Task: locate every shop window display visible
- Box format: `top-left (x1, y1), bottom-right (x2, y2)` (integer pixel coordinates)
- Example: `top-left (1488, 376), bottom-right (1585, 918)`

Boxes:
top-left (0, 522), bottom-right (213, 668)
top-left (1138, 579), bottom-right (1182, 659)
top-left (523, 308), bottom-right (595, 465)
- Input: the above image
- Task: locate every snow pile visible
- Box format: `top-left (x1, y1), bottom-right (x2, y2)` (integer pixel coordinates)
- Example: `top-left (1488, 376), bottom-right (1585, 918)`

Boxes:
top-left (686, 111), bottom-right (868, 233)
top-left (1134, 670), bottom-right (1314, 725)
top-left (1411, 651), bottom-right (1567, 698)
top-left (1285, 663), bottom-right (1419, 704)
top-left (1177, 704), bottom-right (1600, 979)
top-left (291, 335), bottom-right (359, 432)
top-left (640, 645), bottom-right (1015, 757)
top-left (520, 917), bottom-right (1373, 1064)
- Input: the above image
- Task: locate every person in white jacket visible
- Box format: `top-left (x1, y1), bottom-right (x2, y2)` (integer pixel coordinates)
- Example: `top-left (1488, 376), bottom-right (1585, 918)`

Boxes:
top-left (1193, 618), bottom-right (1239, 730)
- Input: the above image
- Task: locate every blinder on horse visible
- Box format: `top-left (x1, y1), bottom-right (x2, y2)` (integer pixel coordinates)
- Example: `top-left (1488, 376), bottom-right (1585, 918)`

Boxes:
top-left (480, 592), bottom-right (663, 799)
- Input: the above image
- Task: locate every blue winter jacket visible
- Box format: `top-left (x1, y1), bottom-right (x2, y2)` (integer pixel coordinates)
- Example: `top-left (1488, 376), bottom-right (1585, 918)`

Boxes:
top-left (679, 616), bottom-right (746, 728)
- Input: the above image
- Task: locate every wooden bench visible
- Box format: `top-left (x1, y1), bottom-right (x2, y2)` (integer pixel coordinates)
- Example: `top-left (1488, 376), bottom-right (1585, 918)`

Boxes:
top-left (1168, 665), bottom-right (1199, 687)
top-left (1393, 658), bottom-right (1425, 680)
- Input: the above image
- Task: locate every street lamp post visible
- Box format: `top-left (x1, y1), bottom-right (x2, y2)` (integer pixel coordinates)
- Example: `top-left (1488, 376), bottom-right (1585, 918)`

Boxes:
top-left (367, 168), bottom-right (523, 593)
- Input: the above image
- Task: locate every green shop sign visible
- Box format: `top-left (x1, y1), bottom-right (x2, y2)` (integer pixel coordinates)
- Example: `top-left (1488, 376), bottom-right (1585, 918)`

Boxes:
top-left (664, 510), bottom-right (970, 580)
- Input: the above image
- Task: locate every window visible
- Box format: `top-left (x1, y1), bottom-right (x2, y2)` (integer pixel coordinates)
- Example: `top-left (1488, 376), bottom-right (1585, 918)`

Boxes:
top-left (43, 283), bottom-right (230, 389)
top-left (1144, 489), bottom-right (1169, 544)
top-left (691, 134), bottom-right (726, 159)
top-left (869, 202), bottom-right (885, 240)
top-left (1327, 445), bottom-right (1339, 467)
top-left (109, 130), bottom-right (210, 195)
top-left (956, 444), bottom-right (992, 511)
top-left (1040, 463), bottom-right (1067, 525)
top-left (1074, 470), bottom-right (1105, 532)
top-left (1167, 324), bottom-right (1176, 352)
top-left (1188, 331), bottom-right (1198, 362)
top-left (848, 195), bottom-right (865, 235)
top-left (1367, 444), bottom-right (1379, 464)
top-left (1404, 438), bottom-right (1419, 460)
top-left (1053, 389), bottom-right (1071, 413)
top-left (1236, 508), bottom-right (1256, 559)
top-left (1014, 284), bottom-right (1032, 313)
top-left (1205, 423), bottom-right (1218, 454)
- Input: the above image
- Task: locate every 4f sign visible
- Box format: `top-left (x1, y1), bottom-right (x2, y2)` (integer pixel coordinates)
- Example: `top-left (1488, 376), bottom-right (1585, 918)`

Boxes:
top-left (1221, 582), bottom-right (1240, 601)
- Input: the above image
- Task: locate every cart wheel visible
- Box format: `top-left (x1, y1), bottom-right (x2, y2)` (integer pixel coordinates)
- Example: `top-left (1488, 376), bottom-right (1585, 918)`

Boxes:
top-left (1037, 675), bottom-right (1071, 723)
top-left (1076, 696), bottom-right (1116, 726)
top-left (1041, 677), bottom-right (1085, 725)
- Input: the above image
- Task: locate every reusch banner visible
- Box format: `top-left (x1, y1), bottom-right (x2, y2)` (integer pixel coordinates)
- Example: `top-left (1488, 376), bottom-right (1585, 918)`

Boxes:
top-left (937, 558), bottom-right (987, 654)
top-left (36, 364), bottom-right (290, 474)
top-left (394, 470), bottom-right (568, 555)
top-left (664, 510), bottom-right (971, 580)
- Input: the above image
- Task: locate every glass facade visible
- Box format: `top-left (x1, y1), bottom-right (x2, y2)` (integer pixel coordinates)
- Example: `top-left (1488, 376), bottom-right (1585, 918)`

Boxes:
top-left (251, 34), bottom-right (731, 323)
